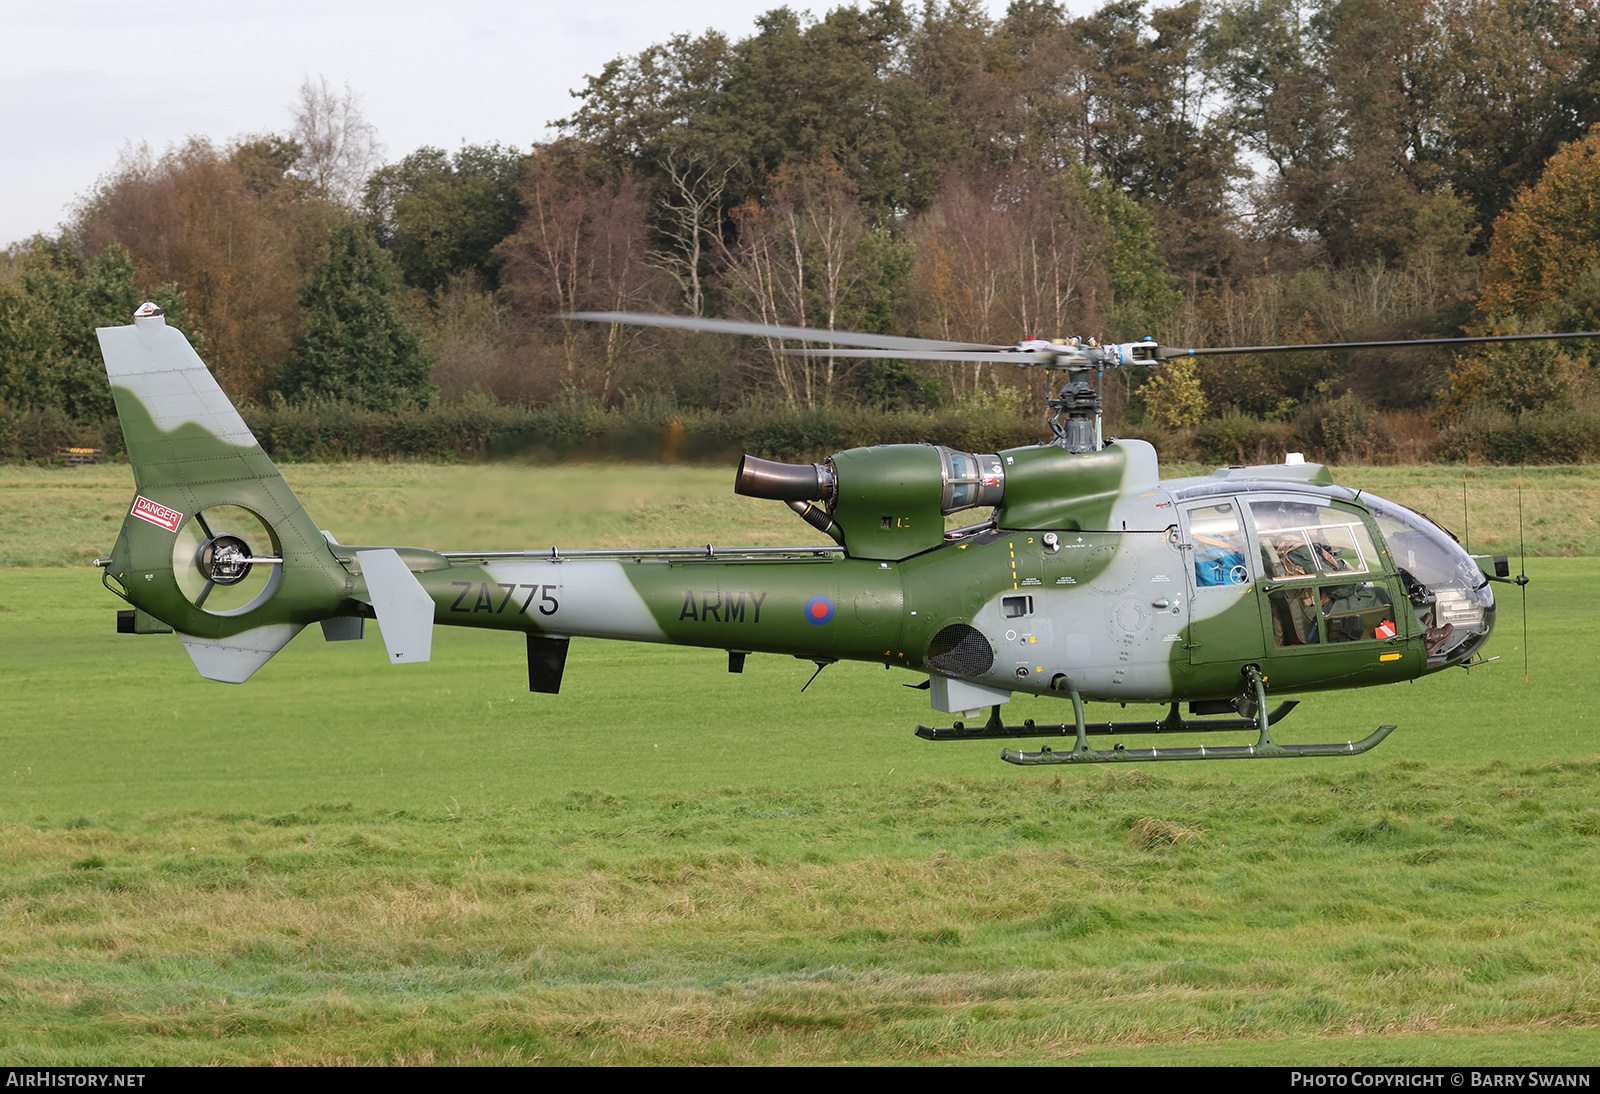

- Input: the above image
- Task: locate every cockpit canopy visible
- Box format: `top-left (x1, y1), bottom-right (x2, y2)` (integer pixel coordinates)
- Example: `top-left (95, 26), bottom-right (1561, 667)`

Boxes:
top-left (1362, 495), bottom-right (1485, 593)
top-left (1170, 475), bottom-right (1494, 665)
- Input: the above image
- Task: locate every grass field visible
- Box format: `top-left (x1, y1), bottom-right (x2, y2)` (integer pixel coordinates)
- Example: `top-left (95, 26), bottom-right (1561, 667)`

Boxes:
top-left (2, 459), bottom-right (1597, 1064)
top-left (3, 459), bottom-right (1597, 566)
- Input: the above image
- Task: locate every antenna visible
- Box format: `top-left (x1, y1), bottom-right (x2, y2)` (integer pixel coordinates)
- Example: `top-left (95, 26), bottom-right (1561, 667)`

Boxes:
top-left (1462, 471), bottom-right (1469, 553)
top-left (1518, 474), bottom-right (1529, 684)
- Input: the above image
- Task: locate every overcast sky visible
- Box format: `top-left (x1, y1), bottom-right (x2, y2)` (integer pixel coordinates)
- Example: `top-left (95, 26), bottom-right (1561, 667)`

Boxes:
top-left (3, 1), bottom-right (1098, 249)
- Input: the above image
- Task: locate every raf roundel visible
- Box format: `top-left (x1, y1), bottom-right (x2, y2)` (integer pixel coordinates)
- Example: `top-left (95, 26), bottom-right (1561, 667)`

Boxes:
top-left (803, 594), bottom-right (835, 625)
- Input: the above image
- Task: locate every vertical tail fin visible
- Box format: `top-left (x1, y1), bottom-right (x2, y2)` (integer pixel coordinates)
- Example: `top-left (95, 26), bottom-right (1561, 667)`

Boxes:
top-left (97, 304), bottom-right (349, 682)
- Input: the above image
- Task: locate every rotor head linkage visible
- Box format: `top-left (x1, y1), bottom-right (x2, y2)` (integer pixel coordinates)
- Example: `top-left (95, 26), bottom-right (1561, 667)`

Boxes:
top-left (1045, 366), bottom-right (1102, 452)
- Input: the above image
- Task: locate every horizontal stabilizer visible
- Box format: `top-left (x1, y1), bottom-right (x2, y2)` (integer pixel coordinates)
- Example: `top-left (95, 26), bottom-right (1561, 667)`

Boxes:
top-left (358, 549), bottom-right (435, 664)
top-left (180, 623), bottom-right (304, 683)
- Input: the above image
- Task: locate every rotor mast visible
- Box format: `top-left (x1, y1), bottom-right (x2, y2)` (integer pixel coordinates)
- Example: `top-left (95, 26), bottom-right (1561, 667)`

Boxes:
top-left (1037, 339), bottom-right (1162, 453)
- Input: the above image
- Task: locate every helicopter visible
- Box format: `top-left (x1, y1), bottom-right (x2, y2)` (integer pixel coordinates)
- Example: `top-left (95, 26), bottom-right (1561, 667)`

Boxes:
top-left (93, 302), bottom-right (1574, 765)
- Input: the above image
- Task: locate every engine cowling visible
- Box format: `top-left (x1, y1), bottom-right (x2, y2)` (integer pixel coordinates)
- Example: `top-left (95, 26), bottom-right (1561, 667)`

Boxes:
top-left (736, 446), bottom-right (1005, 561)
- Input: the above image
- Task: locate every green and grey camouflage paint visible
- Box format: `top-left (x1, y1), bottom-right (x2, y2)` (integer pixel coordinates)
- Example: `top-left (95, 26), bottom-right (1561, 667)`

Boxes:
top-left (96, 307), bottom-right (1494, 729)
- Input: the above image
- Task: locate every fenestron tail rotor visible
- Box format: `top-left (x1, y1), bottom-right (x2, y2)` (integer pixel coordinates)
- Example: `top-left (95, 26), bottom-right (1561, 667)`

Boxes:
top-left (172, 504), bottom-right (283, 615)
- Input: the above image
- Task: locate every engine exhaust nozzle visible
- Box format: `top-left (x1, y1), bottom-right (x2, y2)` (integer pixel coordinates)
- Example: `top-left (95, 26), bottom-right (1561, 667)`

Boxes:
top-left (735, 455), bottom-right (836, 502)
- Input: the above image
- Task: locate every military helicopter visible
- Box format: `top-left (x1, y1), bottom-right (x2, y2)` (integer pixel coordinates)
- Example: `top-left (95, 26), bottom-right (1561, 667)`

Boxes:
top-left (94, 302), bottom-right (1571, 765)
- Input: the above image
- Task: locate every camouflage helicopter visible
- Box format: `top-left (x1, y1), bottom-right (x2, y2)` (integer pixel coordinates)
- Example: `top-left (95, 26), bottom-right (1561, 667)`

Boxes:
top-left (95, 303), bottom-right (1567, 765)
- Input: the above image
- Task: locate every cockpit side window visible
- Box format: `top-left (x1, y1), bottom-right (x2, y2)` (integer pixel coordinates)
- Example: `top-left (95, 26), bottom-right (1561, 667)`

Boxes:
top-left (1250, 501), bottom-right (1378, 580)
top-left (1187, 502), bottom-right (1251, 587)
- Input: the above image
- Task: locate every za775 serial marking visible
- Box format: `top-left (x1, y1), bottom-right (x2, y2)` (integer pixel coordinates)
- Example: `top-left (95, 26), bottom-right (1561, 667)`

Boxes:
top-left (448, 582), bottom-right (559, 616)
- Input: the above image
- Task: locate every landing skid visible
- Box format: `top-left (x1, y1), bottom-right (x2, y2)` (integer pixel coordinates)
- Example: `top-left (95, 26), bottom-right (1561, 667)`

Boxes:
top-left (1002, 724), bottom-right (1395, 765)
top-left (918, 668), bottom-right (1396, 765)
top-left (916, 700), bottom-right (1301, 741)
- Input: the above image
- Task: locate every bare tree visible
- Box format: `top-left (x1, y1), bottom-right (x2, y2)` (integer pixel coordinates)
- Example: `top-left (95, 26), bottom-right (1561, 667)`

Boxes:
top-left (721, 159), bottom-right (870, 408)
top-left (290, 75), bottom-right (384, 208)
top-left (655, 151), bottom-right (732, 316)
top-left (909, 166), bottom-right (1107, 400)
top-left (497, 149), bottom-right (659, 403)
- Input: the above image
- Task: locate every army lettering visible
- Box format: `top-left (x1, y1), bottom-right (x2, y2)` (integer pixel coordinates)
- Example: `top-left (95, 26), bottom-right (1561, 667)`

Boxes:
top-left (679, 590), bottom-right (768, 623)
top-left (448, 581), bottom-right (558, 616)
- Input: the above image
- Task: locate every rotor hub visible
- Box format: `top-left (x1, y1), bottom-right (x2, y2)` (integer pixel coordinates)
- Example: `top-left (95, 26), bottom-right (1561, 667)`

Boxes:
top-left (1045, 368), bottom-right (1103, 452)
top-left (201, 535), bottom-right (254, 585)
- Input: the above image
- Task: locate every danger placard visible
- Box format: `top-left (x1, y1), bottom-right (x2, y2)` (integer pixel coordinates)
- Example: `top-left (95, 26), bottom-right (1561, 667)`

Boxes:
top-left (130, 495), bottom-right (183, 532)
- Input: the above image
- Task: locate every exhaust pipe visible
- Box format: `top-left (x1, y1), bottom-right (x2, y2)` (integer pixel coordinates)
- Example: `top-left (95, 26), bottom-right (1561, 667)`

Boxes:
top-left (787, 500), bottom-right (843, 544)
top-left (734, 455), bottom-right (836, 502)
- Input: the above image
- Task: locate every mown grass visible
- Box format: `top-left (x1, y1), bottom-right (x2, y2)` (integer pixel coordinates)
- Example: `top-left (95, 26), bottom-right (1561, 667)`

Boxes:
top-left (1332, 465), bottom-right (1600, 559)
top-left (1157, 462), bottom-right (1600, 559)
top-left (1, 459), bottom-right (1597, 1064)
top-left (0, 462), bottom-right (835, 568)
top-left (1, 763), bottom-right (1597, 1064)
top-left (2, 459), bottom-right (1596, 566)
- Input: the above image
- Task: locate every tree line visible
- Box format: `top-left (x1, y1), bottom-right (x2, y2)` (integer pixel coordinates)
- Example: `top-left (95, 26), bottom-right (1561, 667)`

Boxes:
top-left (5, 0), bottom-right (1600, 464)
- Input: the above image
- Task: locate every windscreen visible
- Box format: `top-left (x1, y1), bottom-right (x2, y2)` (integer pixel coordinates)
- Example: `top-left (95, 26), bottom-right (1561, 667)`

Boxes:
top-left (1362, 496), bottom-right (1485, 592)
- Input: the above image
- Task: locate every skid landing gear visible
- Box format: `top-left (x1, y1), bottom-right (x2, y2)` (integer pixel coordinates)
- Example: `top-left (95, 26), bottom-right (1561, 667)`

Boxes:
top-left (916, 700), bottom-right (1301, 741)
top-left (919, 667), bottom-right (1396, 764)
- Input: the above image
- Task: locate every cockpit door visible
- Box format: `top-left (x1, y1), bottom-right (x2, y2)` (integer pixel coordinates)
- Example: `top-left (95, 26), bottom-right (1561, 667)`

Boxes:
top-left (1179, 499), bottom-right (1263, 665)
top-left (1246, 496), bottom-right (1405, 662)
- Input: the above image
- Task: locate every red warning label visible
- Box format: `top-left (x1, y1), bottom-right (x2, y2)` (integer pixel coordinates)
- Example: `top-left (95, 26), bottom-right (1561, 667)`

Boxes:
top-left (130, 495), bottom-right (182, 532)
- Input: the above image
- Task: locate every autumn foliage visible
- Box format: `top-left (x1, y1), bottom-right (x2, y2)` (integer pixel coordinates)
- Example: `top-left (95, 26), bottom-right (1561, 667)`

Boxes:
top-left (1477, 126), bottom-right (1600, 326)
top-left (9, 4), bottom-right (1600, 464)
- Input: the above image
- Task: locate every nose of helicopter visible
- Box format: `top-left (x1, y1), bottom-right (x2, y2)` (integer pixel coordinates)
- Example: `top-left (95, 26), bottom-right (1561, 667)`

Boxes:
top-left (1431, 561), bottom-right (1495, 666)
top-left (1363, 493), bottom-right (1496, 668)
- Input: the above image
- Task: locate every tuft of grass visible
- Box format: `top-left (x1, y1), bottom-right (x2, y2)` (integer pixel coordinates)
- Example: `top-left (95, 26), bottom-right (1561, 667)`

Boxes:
top-left (1127, 816), bottom-right (1205, 850)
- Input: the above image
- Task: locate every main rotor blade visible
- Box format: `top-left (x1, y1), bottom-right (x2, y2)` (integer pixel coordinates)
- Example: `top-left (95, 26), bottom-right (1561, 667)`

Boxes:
top-left (782, 347), bottom-right (1060, 365)
top-left (559, 311), bottom-right (1001, 352)
top-left (1171, 330), bottom-right (1600, 357)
